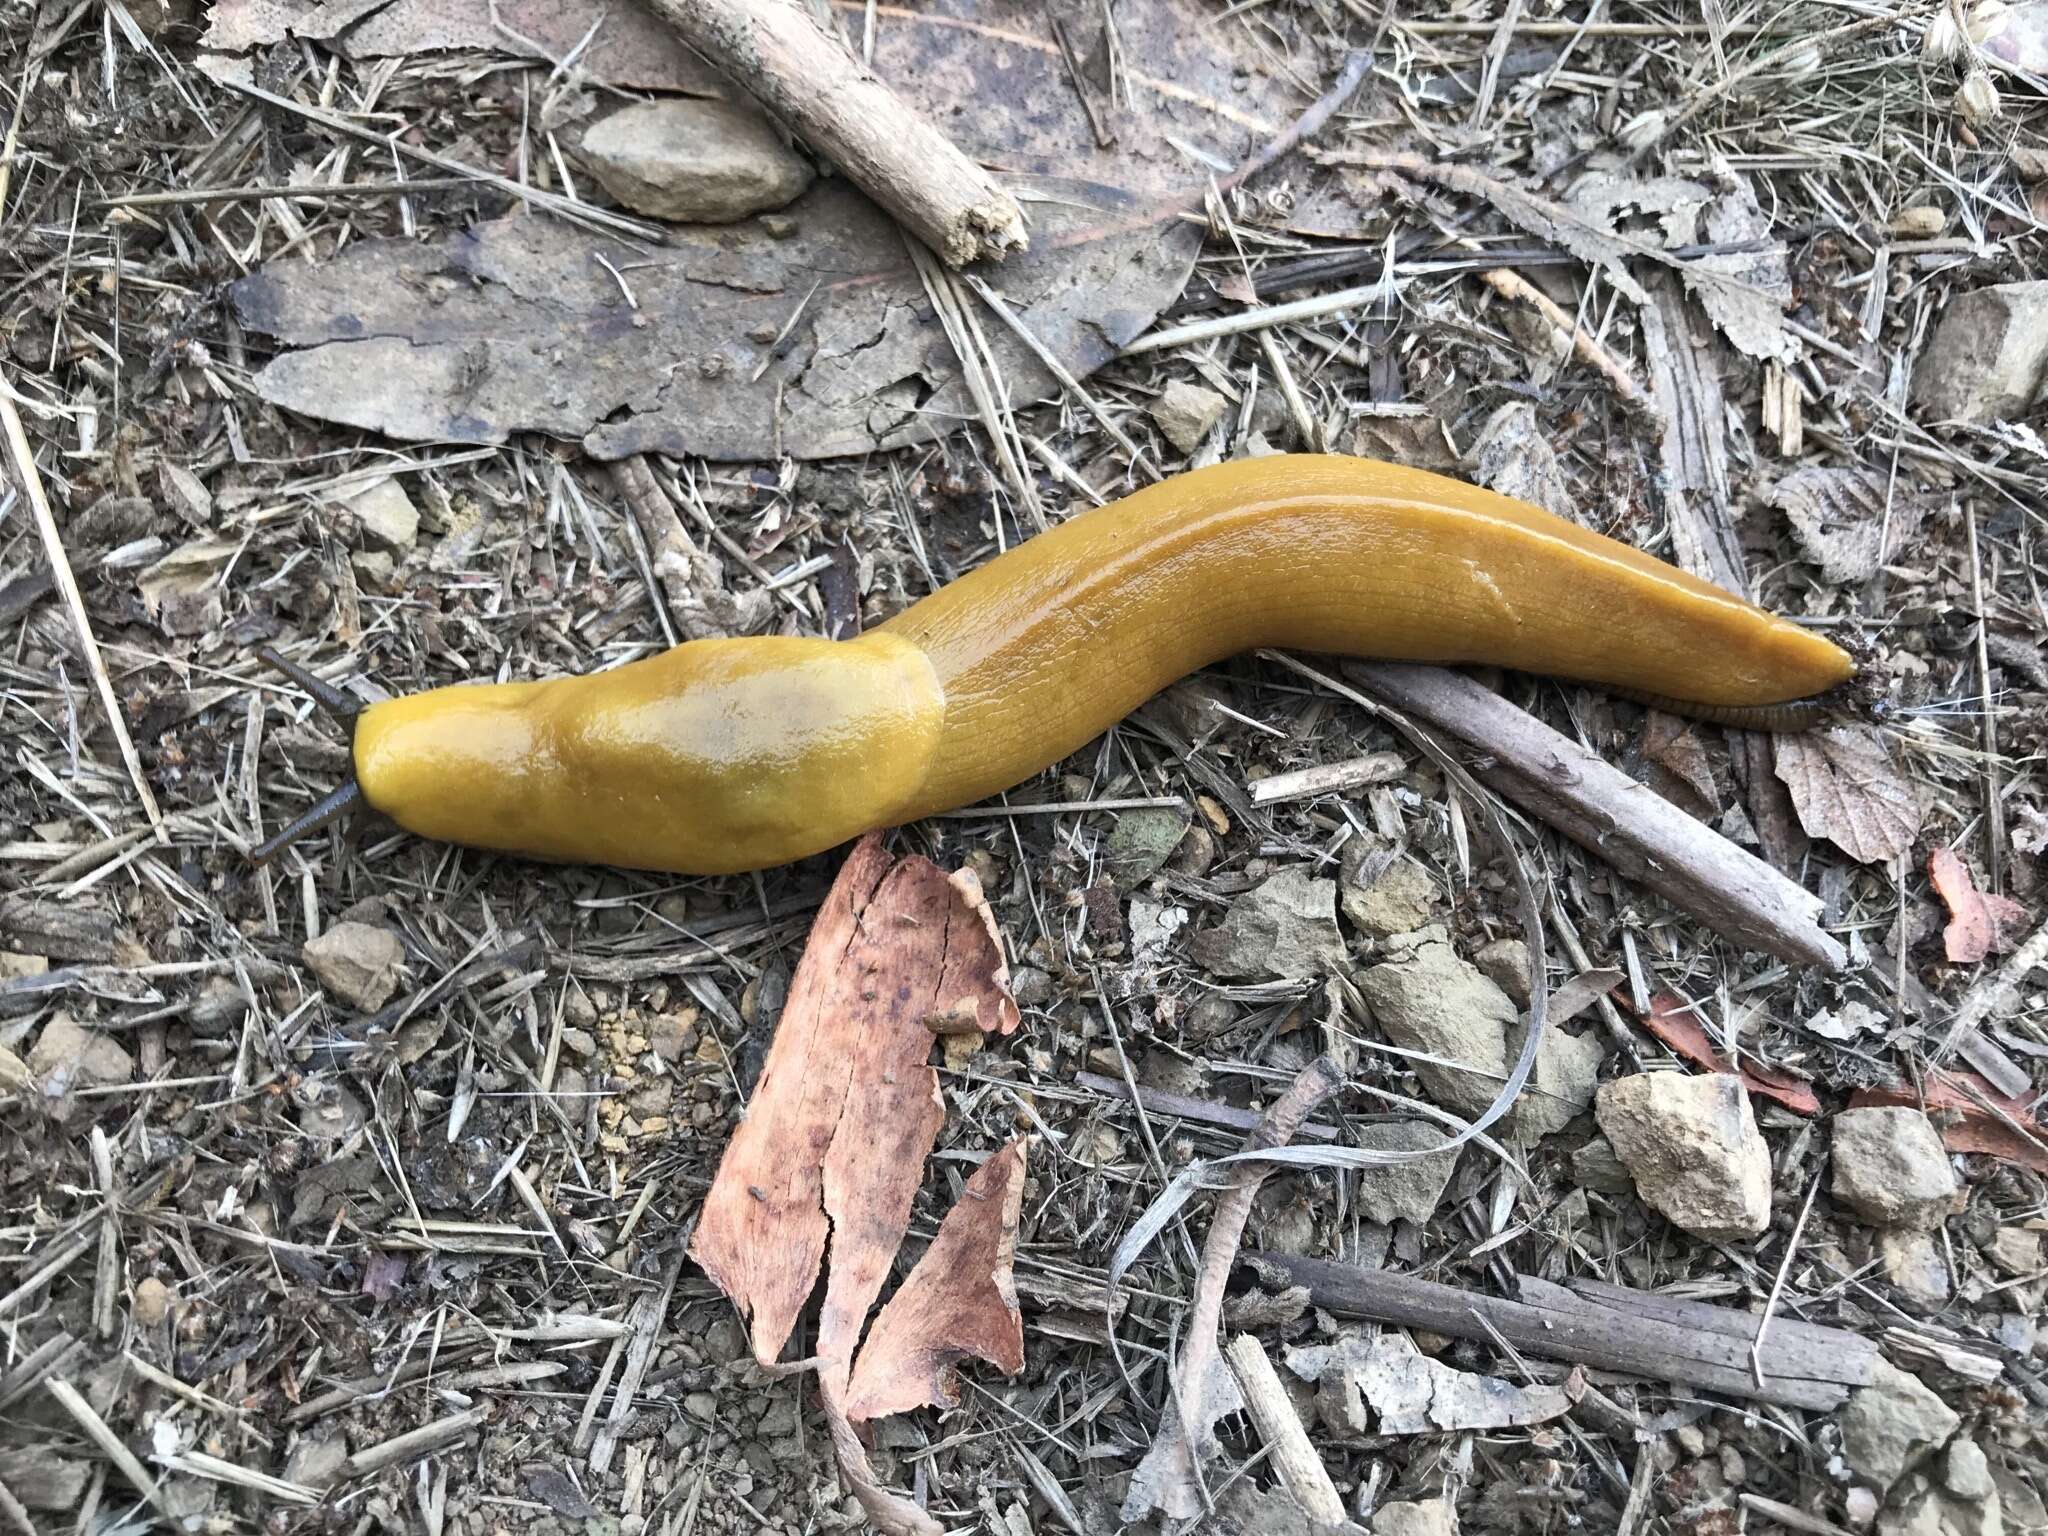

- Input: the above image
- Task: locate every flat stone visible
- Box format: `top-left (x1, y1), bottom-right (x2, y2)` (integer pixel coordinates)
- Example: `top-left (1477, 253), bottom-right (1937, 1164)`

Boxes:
top-left (1986, 1226), bottom-right (2041, 1277)
top-left (1912, 279), bottom-right (2048, 423)
top-left (1570, 1134), bottom-right (1636, 1194)
top-left (1352, 1121), bottom-right (1461, 1225)
top-left (1839, 1357), bottom-right (1961, 1490)
top-left (1149, 380), bottom-right (1227, 454)
top-left (343, 477), bottom-right (419, 552)
top-left (1594, 1073), bottom-right (1771, 1240)
top-left (132, 1276), bottom-right (174, 1326)
top-left (1189, 867), bottom-right (1345, 981)
top-left (27, 1014), bottom-right (135, 1097)
top-left (1833, 1107), bottom-right (1958, 1230)
top-left (1474, 937), bottom-right (1532, 1005)
top-left (1360, 935), bottom-right (1599, 1139)
top-left (579, 98), bottom-right (813, 223)
top-left (1878, 1229), bottom-right (1952, 1308)
top-left (302, 921), bottom-right (405, 1011)
top-left (1341, 839), bottom-right (1438, 938)
top-left (1878, 1480), bottom-right (2004, 1536)
top-left (283, 1432), bottom-right (349, 1490)
top-left (1945, 1441), bottom-right (1994, 1501)
top-left (1372, 1499), bottom-right (1458, 1536)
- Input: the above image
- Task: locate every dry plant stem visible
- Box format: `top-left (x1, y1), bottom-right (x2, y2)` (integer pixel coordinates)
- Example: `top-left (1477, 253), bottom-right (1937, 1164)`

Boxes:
top-left (44, 1377), bottom-right (172, 1520)
top-left (1223, 1333), bottom-right (1346, 1525)
top-left (1939, 912), bottom-right (2048, 1072)
top-left (0, 384), bottom-right (166, 839)
top-left (644, 0), bottom-right (1025, 267)
top-left (1481, 267), bottom-right (1657, 417)
top-left (1251, 1253), bottom-right (1878, 1411)
top-left (1153, 1056), bottom-right (1343, 1512)
top-left (1344, 663), bottom-right (1847, 971)
top-left (0, 1475), bottom-right (31, 1536)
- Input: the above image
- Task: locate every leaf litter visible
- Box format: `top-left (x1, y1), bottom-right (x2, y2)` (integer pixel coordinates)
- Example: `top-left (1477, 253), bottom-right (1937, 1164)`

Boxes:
top-left (689, 834), bottom-right (1024, 1536)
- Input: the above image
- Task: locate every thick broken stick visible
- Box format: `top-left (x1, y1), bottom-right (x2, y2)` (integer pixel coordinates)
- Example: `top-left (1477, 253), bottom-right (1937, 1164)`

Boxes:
top-left (643, 0), bottom-right (1027, 267)
top-left (1343, 663), bottom-right (1847, 971)
top-left (1249, 1251), bottom-right (1880, 1411)
top-left (1223, 1333), bottom-right (1347, 1526)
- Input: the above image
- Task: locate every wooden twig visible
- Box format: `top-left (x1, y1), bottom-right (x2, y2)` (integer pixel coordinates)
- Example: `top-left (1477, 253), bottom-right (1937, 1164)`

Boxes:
top-left (0, 382), bottom-right (166, 839)
top-left (1480, 267), bottom-right (1658, 417)
top-left (44, 1378), bottom-right (173, 1521)
top-left (1223, 1334), bottom-right (1347, 1525)
top-left (1250, 1252), bottom-right (1881, 1411)
top-left (1341, 664), bottom-right (1847, 970)
top-left (642, 0), bottom-right (1025, 267)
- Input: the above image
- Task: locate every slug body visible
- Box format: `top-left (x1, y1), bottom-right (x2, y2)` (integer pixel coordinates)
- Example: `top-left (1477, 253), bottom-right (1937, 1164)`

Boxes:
top-left (350, 455), bottom-right (1853, 875)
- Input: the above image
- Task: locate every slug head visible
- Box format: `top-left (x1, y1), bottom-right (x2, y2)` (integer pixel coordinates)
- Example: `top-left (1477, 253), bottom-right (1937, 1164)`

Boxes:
top-left (351, 633), bottom-right (947, 876)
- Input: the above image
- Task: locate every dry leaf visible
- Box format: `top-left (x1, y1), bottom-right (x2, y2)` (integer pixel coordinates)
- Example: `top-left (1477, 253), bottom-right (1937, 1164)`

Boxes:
top-left (1634, 993), bottom-right (1821, 1116)
top-left (1852, 1071), bottom-right (2048, 1176)
top-left (1766, 467), bottom-right (1927, 585)
top-left (234, 180), bottom-right (1200, 462)
top-left (203, 0), bottom-right (717, 91)
top-left (1929, 847), bottom-right (2028, 964)
top-left (1287, 1332), bottom-right (1577, 1434)
top-left (842, 1139), bottom-right (1028, 1423)
top-left (1643, 711), bottom-right (1721, 814)
top-left (1772, 726), bottom-right (1922, 865)
top-left (690, 834), bottom-right (1019, 1373)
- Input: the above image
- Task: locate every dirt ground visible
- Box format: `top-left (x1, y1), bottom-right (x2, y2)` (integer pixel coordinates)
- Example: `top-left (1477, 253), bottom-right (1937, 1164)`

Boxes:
top-left (2, 3), bottom-right (2046, 1535)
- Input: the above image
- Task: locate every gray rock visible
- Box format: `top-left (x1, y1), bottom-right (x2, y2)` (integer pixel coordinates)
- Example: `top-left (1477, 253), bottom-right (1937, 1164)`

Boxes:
top-left (1594, 1073), bottom-right (1771, 1240)
top-left (1474, 937), bottom-right (1532, 1005)
top-left (1190, 867), bottom-right (1345, 981)
top-left (1913, 280), bottom-right (2048, 423)
top-left (283, 1432), bottom-right (349, 1490)
top-left (1341, 840), bottom-right (1437, 939)
top-left (28, 1014), bottom-right (135, 1097)
top-left (1878, 1479), bottom-right (2004, 1536)
top-left (303, 921), bottom-right (405, 1011)
top-left (1985, 1226), bottom-right (2040, 1277)
top-left (1353, 1121), bottom-right (1461, 1225)
top-left (1878, 1230), bottom-right (1952, 1308)
top-left (1149, 380), bottom-right (1227, 453)
top-left (344, 478), bottom-right (419, 552)
top-left (1359, 936), bottom-right (1598, 1139)
top-left (1839, 1357), bottom-right (1961, 1490)
top-left (579, 98), bottom-right (813, 223)
top-left (1946, 1441), bottom-right (1994, 1501)
top-left (1372, 1499), bottom-right (1458, 1536)
top-left (1570, 1134), bottom-right (1637, 1194)
top-left (297, 1080), bottom-right (366, 1141)
top-left (1106, 808), bottom-right (1189, 889)
top-left (1833, 1107), bottom-right (1957, 1230)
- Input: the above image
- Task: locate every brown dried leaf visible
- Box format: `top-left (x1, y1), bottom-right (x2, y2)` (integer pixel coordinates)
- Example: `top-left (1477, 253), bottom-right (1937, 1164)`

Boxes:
top-left (1766, 467), bottom-right (1928, 585)
top-left (234, 180), bottom-right (1200, 462)
top-left (1929, 847), bottom-right (2029, 964)
top-left (842, 1139), bottom-right (1028, 1423)
top-left (689, 834), bottom-right (1018, 1372)
top-left (1772, 726), bottom-right (1922, 865)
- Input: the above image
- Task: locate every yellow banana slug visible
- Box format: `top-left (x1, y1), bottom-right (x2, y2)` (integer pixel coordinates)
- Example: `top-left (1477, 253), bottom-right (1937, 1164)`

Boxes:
top-left (303, 455), bottom-right (1853, 876)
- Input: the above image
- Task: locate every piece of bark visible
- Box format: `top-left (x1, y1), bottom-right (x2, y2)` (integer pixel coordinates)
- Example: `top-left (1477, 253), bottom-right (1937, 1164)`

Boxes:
top-left (1342, 663), bottom-right (1845, 970)
top-left (1248, 1252), bottom-right (1880, 1411)
top-left (643, 0), bottom-right (1026, 267)
top-left (1632, 992), bottom-right (1821, 1116)
top-left (842, 1139), bottom-right (1028, 1422)
top-left (690, 834), bottom-right (1019, 1373)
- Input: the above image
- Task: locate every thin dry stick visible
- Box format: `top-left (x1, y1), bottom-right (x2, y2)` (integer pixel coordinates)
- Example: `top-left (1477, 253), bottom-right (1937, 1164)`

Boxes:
top-left (0, 383), bottom-right (166, 838)
top-left (1222, 1333), bottom-right (1346, 1524)
top-left (0, 1474), bottom-right (32, 1536)
top-left (1132, 1055), bottom-right (1343, 1521)
top-left (1965, 501), bottom-right (2006, 892)
top-left (1481, 267), bottom-right (1657, 417)
top-left (644, 0), bottom-right (1025, 266)
top-left (45, 1377), bottom-right (173, 1521)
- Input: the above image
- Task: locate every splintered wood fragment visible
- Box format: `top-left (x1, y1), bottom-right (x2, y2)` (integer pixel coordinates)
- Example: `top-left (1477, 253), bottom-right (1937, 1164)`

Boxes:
top-left (691, 833), bottom-right (1018, 1375)
top-left (643, 0), bottom-right (1025, 267)
top-left (1343, 663), bottom-right (1846, 971)
top-left (1249, 1252), bottom-right (1878, 1411)
top-left (341, 1406), bottom-right (489, 1478)
top-left (589, 1247), bottom-right (688, 1475)
top-left (843, 1138), bottom-right (1028, 1422)
top-left (1249, 751), bottom-right (1405, 806)
top-left (1223, 1334), bottom-right (1346, 1526)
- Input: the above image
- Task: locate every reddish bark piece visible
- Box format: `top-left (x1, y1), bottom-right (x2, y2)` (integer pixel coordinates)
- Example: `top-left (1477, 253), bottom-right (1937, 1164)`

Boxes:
top-left (690, 834), bottom-right (1019, 1373)
top-left (842, 1139), bottom-right (1028, 1423)
top-left (1634, 993), bottom-right (1821, 1117)
top-left (1851, 1072), bottom-right (2048, 1176)
top-left (1929, 846), bottom-right (2028, 964)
